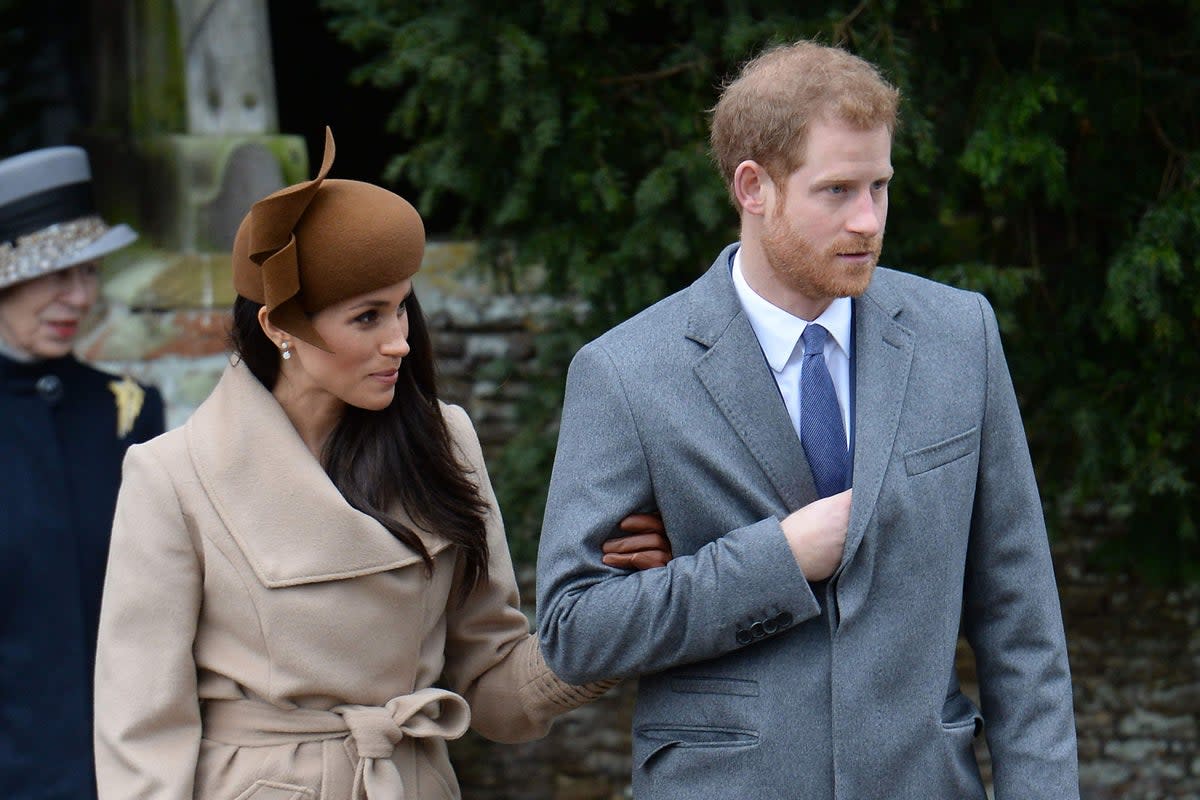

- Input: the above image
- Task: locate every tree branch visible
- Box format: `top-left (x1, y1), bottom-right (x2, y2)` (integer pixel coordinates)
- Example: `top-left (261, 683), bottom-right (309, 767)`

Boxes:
top-left (596, 59), bottom-right (706, 86)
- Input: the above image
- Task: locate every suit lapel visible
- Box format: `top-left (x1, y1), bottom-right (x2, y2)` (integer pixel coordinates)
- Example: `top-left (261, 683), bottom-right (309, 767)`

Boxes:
top-left (688, 246), bottom-right (817, 513)
top-left (842, 277), bottom-right (914, 570)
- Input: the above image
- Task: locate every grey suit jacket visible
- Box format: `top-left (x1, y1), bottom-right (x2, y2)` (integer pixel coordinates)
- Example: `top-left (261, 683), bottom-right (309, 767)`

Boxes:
top-left (536, 244), bottom-right (1079, 799)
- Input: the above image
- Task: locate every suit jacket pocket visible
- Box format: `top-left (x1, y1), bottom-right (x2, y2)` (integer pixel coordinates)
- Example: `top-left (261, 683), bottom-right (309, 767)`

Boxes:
top-left (669, 676), bottom-right (759, 697)
top-left (904, 427), bottom-right (978, 476)
top-left (939, 692), bottom-right (988, 797)
top-left (634, 725), bottom-right (759, 769)
top-left (941, 690), bottom-right (984, 738)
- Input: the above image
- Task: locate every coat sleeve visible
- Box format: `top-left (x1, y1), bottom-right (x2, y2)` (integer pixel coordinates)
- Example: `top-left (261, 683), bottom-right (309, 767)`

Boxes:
top-left (535, 341), bottom-right (819, 684)
top-left (962, 295), bottom-right (1080, 799)
top-left (94, 441), bottom-right (203, 800)
top-left (438, 405), bottom-right (615, 744)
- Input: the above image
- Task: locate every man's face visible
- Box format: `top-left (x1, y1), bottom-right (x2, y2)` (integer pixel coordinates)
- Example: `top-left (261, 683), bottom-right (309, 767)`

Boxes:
top-left (761, 119), bottom-right (893, 303)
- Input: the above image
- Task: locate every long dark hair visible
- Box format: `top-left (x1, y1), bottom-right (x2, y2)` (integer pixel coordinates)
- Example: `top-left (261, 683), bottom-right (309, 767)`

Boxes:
top-left (229, 293), bottom-right (490, 598)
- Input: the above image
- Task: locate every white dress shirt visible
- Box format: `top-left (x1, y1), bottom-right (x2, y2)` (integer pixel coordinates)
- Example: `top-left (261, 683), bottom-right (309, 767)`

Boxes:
top-left (731, 248), bottom-right (852, 447)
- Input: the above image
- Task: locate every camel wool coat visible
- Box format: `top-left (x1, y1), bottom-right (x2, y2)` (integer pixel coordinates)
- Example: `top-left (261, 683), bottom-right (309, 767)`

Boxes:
top-left (94, 361), bottom-right (607, 800)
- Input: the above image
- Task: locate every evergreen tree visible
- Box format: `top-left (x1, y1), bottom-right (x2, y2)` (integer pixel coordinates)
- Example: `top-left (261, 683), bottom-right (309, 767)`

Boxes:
top-left (322, 0), bottom-right (1199, 579)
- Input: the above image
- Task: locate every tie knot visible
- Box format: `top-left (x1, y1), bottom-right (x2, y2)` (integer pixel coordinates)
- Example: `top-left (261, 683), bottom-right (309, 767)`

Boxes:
top-left (802, 323), bottom-right (828, 356)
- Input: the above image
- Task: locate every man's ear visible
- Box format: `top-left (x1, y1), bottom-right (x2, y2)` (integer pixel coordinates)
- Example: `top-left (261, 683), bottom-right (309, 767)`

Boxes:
top-left (733, 160), bottom-right (773, 218)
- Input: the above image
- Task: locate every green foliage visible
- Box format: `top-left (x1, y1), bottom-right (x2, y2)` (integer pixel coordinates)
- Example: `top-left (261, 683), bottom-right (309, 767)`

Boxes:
top-left (1084, 158), bottom-right (1200, 581)
top-left (323, 0), bottom-right (1200, 580)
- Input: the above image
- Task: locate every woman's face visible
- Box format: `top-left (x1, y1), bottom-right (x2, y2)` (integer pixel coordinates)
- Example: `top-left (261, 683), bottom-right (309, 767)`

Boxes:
top-left (0, 262), bottom-right (100, 359)
top-left (282, 279), bottom-right (414, 414)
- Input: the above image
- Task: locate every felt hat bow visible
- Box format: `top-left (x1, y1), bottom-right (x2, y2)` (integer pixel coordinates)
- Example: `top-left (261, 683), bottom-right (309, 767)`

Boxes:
top-left (232, 127), bottom-right (425, 351)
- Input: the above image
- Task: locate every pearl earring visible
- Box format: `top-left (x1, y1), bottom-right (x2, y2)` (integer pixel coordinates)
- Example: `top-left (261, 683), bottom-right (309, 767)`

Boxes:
top-left (281, 340), bottom-right (292, 361)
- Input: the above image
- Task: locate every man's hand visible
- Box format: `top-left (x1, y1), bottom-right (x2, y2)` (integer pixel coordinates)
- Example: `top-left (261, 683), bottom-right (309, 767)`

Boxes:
top-left (602, 513), bottom-right (672, 570)
top-left (780, 489), bottom-right (852, 581)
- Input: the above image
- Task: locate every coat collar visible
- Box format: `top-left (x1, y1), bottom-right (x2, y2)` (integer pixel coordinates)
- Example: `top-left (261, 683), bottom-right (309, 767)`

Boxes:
top-left (0, 351), bottom-right (73, 390)
top-left (185, 361), bottom-right (450, 588)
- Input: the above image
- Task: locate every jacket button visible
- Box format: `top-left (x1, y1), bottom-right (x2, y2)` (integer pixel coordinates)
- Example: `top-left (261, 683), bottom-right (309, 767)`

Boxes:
top-left (35, 374), bottom-right (63, 405)
top-left (775, 612), bottom-right (793, 629)
top-left (763, 617), bottom-right (779, 635)
top-left (750, 622), bottom-right (766, 639)
top-left (736, 629), bottom-right (752, 645)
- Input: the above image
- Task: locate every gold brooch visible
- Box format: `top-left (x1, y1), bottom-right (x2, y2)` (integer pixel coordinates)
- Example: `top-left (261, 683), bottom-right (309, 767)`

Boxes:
top-left (108, 376), bottom-right (145, 439)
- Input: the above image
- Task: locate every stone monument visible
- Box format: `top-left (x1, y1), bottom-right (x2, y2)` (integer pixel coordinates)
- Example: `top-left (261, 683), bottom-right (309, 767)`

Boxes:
top-left (88, 0), bottom-right (307, 254)
top-left (79, 0), bottom-right (307, 425)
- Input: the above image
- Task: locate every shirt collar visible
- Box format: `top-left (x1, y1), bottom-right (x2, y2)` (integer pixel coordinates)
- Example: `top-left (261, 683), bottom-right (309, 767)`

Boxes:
top-left (731, 247), bottom-right (852, 372)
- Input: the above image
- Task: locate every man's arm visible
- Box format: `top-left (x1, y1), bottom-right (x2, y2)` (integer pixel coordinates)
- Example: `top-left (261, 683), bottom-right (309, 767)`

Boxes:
top-left (536, 341), bottom-right (844, 684)
top-left (963, 295), bottom-right (1080, 799)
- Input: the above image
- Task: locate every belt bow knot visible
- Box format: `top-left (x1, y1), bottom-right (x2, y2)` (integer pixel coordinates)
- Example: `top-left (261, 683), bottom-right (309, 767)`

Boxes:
top-left (335, 688), bottom-right (471, 799)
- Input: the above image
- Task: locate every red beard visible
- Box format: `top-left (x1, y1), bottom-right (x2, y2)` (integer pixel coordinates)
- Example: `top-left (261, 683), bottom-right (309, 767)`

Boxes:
top-left (761, 212), bottom-right (882, 301)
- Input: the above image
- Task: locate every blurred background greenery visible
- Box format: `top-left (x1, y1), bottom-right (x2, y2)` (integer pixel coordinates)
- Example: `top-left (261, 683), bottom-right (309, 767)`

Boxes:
top-left (318, 0), bottom-right (1199, 581)
top-left (4, 0), bottom-right (1196, 582)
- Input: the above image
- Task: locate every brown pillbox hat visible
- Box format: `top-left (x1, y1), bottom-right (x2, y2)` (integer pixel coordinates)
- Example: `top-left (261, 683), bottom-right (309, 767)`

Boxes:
top-left (232, 127), bottom-right (425, 351)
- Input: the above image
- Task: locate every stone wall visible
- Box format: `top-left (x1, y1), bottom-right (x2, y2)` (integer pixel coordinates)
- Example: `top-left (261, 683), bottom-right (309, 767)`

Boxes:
top-left (449, 544), bottom-right (1200, 800)
top-left (1059, 532), bottom-right (1200, 797)
top-left (83, 243), bottom-right (1199, 799)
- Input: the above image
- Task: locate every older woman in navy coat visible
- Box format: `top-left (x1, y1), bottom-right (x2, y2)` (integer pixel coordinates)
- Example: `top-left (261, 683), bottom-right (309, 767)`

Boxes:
top-left (0, 146), bottom-right (164, 799)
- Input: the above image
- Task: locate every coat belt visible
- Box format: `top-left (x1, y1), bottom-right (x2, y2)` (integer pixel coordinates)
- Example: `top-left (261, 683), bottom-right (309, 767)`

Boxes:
top-left (202, 689), bottom-right (471, 799)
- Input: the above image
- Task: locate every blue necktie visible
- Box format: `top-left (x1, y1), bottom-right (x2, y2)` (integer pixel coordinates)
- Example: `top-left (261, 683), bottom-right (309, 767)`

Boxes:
top-left (800, 324), bottom-right (849, 498)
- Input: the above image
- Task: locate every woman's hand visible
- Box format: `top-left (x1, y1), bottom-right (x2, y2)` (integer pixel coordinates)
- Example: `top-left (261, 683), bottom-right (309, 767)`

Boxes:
top-left (601, 513), bottom-right (672, 570)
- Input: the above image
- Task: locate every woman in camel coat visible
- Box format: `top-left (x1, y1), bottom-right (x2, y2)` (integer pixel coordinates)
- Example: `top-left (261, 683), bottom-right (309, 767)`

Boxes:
top-left (93, 130), bottom-right (666, 800)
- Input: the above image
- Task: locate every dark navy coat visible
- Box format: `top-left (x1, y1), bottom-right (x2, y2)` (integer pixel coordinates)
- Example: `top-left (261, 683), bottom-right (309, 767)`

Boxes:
top-left (0, 353), bottom-right (163, 800)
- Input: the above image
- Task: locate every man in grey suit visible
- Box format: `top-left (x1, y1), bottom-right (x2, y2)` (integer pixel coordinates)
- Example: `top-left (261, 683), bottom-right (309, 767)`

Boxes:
top-left (536, 40), bottom-right (1079, 798)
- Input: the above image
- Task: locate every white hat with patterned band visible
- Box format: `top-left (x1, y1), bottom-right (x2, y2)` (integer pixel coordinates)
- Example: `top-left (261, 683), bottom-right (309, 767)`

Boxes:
top-left (0, 146), bottom-right (138, 291)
